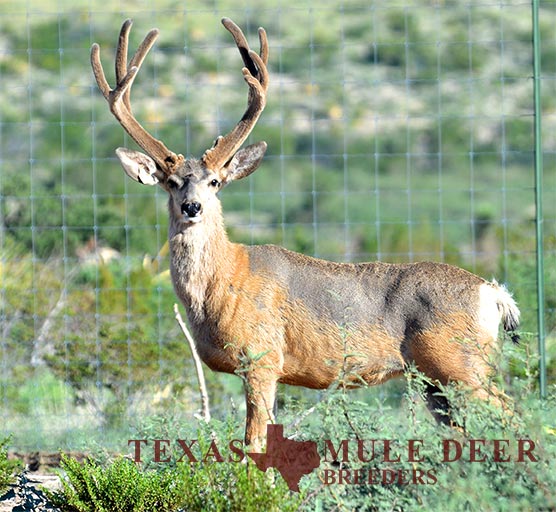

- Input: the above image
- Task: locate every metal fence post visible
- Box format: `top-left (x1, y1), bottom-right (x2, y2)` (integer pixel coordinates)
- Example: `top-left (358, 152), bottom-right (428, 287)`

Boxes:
top-left (532, 0), bottom-right (547, 399)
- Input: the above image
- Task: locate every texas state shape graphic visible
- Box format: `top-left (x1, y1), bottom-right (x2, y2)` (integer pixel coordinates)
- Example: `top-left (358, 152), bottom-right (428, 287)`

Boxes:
top-left (247, 424), bottom-right (320, 492)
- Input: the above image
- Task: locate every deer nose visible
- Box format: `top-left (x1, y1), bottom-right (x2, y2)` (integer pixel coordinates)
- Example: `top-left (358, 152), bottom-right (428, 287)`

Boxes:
top-left (181, 201), bottom-right (202, 218)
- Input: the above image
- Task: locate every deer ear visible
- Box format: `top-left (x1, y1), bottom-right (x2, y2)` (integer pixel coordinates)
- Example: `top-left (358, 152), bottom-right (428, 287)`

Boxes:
top-left (222, 141), bottom-right (267, 183)
top-left (115, 147), bottom-right (161, 186)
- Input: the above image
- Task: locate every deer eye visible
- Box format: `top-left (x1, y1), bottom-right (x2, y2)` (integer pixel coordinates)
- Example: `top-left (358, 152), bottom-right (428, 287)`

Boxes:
top-left (210, 179), bottom-right (220, 188)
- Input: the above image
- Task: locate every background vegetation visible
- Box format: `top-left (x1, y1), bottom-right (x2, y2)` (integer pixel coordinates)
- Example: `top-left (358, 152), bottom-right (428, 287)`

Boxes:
top-left (0, 0), bottom-right (555, 508)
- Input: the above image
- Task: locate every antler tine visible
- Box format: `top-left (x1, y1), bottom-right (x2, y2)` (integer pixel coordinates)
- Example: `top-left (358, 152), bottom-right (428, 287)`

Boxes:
top-left (115, 19), bottom-right (132, 87)
top-left (221, 18), bottom-right (269, 76)
top-left (91, 43), bottom-right (110, 101)
top-left (258, 27), bottom-right (269, 66)
top-left (202, 18), bottom-right (269, 171)
top-left (91, 19), bottom-right (183, 175)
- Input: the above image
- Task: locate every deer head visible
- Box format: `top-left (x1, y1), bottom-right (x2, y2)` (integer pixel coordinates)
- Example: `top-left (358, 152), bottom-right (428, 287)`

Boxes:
top-left (91, 18), bottom-right (269, 228)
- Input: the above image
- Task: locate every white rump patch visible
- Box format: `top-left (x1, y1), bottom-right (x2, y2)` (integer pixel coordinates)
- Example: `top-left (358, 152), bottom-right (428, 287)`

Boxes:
top-left (478, 281), bottom-right (504, 339)
top-left (478, 280), bottom-right (520, 340)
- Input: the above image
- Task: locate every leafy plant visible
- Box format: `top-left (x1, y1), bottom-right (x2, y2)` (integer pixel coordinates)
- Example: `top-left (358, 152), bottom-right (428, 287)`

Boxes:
top-left (0, 437), bottom-right (21, 496)
top-left (44, 370), bottom-right (556, 512)
top-left (288, 357), bottom-right (556, 512)
top-left (46, 418), bottom-right (304, 512)
top-left (45, 455), bottom-right (189, 512)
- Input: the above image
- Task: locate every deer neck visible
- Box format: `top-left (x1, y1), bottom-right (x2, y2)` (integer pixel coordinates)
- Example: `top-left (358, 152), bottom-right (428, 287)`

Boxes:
top-left (168, 205), bottom-right (234, 323)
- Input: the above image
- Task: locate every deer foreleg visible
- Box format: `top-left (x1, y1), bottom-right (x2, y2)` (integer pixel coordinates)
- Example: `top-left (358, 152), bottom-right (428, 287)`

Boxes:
top-left (243, 371), bottom-right (277, 452)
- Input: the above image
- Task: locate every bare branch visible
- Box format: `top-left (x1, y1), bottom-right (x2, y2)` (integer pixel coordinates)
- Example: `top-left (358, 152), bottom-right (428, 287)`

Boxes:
top-left (174, 304), bottom-right (211, 423)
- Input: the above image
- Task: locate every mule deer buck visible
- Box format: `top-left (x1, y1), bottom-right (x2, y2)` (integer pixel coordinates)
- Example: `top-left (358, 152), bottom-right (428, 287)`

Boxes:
top-left (91, 18), bottom-right (520, 450)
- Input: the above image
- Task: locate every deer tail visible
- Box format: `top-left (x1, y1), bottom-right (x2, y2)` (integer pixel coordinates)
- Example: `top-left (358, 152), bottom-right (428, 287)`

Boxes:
top-left (492, 280), bottom-right (521, 344)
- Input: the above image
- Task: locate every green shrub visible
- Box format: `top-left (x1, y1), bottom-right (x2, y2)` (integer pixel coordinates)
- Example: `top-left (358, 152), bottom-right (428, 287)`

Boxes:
top-left (46, 418), bottom-right (303, 512)
top-left (46, 454), bottom-right (302, 512)
top-left (44, 352), bottom-right (556, 512)
top-left (44, 381), bottom-right (556, 511)
top-left (289, 362), bottom-right (556, 512)
top-left (0, 437), bottom-right (21, 496)
top-left (170, 457), bottom-right (303, 512)
top-left (133, 416), bottom-right (305, 511)
top-left (45, 455), bottom-right (189, 512)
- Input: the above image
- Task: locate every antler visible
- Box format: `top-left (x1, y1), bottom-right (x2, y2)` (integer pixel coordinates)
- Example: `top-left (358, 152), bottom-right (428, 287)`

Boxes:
top-left (202, 18), bottom-right (269, 171)
top-left (91, 19), bottom-right (184, 174)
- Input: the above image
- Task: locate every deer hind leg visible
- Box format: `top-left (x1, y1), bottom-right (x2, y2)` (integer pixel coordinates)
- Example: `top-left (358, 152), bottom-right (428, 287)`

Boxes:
top-left (424, 382), bottom-right (452, 426)
top-left (422, 371), bottom-right (509, 429)
top-left (424, 380), bottom-right (513, 432)
top-left (412, 325), bottom-right (509, 426)
top-left (449, 340), bottom-right (513, 415)
top-left (413, 344), bottom-right (519, 433)
top-left (468, 383), bottom-right (518, 432)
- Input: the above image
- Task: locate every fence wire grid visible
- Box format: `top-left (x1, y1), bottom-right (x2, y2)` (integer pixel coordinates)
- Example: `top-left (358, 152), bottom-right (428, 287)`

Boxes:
top-left (0, 0), bottom-right (555, 450)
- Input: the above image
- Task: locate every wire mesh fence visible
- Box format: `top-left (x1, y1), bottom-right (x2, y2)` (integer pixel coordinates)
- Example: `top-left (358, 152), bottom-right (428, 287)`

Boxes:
top-left (0, 0), bottom-right (554, 451)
